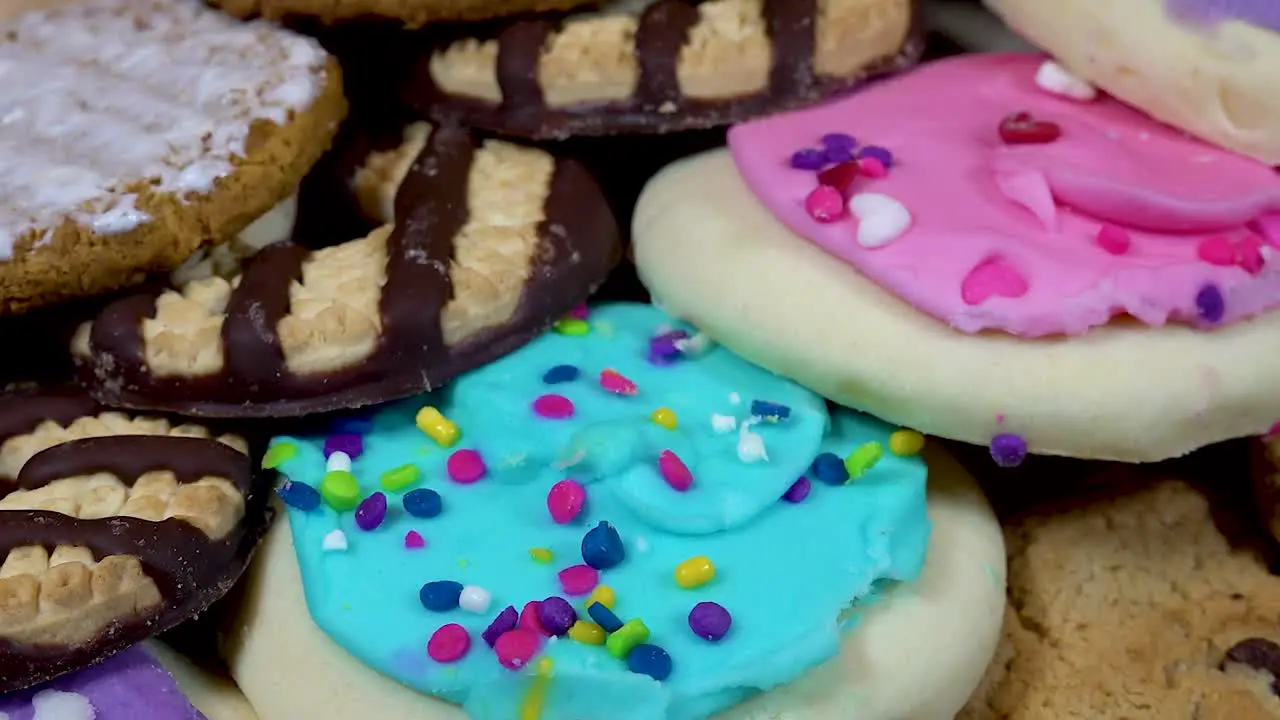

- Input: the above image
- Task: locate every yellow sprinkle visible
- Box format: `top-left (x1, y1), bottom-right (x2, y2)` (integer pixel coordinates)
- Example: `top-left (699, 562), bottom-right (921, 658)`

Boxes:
top-left (318, 470), bottom-right (360, 511)
top-left (529, 548), bottom-right (554, 564)
top-left (261, 442), bottom-right (296, 469)
top-left (606, 618), bottom-right (650, 658)
top-left (844, 441), bottom-right (884, 481)
top-left (674, 556), bottom-right (716, 589)
top-left (650, 407), bottom-right (678, 430)
top-left (888, 430), bottom-right (926, 456)
top-left (379, 464), bottom-right (420, 492)
top-left (585, 584), bottom-right (616, 610)
top-left (568, 621), bottom-right (606, 645)
top-left (415, 407), bottom-right (460, 448)
top-left (553, 317), bottom-right (590, 336)
top-left (520, 657), bottom-right (555, 720)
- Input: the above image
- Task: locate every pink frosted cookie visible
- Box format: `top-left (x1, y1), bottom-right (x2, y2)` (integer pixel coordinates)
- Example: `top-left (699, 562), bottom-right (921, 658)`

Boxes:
top-left (631, 53), bottom-right (1280, 462)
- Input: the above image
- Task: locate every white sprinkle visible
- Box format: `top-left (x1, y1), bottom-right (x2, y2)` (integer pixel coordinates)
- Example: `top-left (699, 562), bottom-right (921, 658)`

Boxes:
top-left (728, 392), bottom-right (741, 405)
top-left (711, 413), bottom-right (738, 434)
top-left (737, 423), bottom-right (768, 464)
top-left (322, 529), bottom-right (348, 552)
top-left (32, 690), bottom-right (95, 720)
top-left (848, 193), bottom-right (912, 248)
top-left (459, 585), bottom-right (492, 614)
top-left (1034, 59), bottom-right (1097, 101)
top-left (326, 450), bottom-right (352, 473)
top-left (674, 333), bottom-right (712, 356)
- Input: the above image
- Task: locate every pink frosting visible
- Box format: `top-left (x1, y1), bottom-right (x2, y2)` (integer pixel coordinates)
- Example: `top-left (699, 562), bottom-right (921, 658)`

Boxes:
top-left (727, 53), bottom-right (1280, 336)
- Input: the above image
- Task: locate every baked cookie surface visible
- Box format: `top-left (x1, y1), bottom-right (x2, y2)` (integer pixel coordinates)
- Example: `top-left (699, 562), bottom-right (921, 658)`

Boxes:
top-left (0, 0), bottom-right (346, 315)
top-left (213, 0), bottom-right (599, 27)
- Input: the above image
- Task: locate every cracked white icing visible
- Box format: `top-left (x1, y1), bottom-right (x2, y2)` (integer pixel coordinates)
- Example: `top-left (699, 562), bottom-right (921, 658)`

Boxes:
top-left (0, 0), bottom-right (329, 260)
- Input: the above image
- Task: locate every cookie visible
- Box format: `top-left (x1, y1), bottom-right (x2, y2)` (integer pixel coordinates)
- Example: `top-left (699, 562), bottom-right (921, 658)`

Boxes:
top-left (632, 53), bottom-right (1280, 462)
top-left (412, 0), bottom-right (922, 140)
top-left (221, 302), bottom-right (1005, 720)
top-left (72, 123), bottom-right (622, 419)
top-left (959, 475), bottom-right (1280, 719)
top-left (0, 387), bottom-right (274, 692)
top-left (984, 0), bottom-right (1280, 165)
top-left (1251, 434), bottom-right (1280, 544)
top-left (215, 0), bottom-right (599, 27)
top-left (0, 0), bottom-right (347, 315)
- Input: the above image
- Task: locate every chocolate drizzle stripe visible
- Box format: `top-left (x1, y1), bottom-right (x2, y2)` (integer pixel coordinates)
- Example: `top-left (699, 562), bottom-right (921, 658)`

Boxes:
top-left (13, 435), bottom-right (252, 495)
top-left (221, 242), bottom-right (310, 388)
top-left (0, 391), bottom-right (101, 446)
top-left (87, 293), bottom-right (158, 389)
top-left (634, 0), bottom-right (701, 108)
top-left (497, 20), bottom-right (554, 111)
top-left (764, 0), bottom-right (818, 95)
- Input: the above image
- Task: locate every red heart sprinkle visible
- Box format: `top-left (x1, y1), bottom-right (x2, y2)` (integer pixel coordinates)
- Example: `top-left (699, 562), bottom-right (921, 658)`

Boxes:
top-left (817, 161), bottom-right (860, 196)
top-left (998, 112), bottom-right (1062, 145)
top-left (1238, 235), bottom-right (1266, 274)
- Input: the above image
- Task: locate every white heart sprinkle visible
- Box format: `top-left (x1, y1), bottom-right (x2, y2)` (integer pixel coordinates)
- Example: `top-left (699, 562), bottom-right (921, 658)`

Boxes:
top-left (32, 690), bottom-right (95, 720)
top-left (322, 529), bottom-right (348, 552)
top-left (737, 423), bottom-right (768, 464)
top-left (1034, 59), bottom-right (1097, 101)
top-left (848, 193), bottom-right (912, 248)
top-left (710, 413), bottom-right (738, 434)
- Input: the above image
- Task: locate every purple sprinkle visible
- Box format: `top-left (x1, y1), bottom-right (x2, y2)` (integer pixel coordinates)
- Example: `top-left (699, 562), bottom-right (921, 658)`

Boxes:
top-left (824, 145), bottom-right (856, 164)
top-left (781, 477), bottom-right (811, 504)
top-left (482, 606), bottom-right (518, 647)
top-left (537, 596), bottom-right (578, 636)
top-left (688, 601), bottom-right (732, 642)
top-left (821, 132), bottom-right (857, 151)
top-left (789, 148), bottom-right (827, 171)
top-left (324, 433), bottom-right (364, 460)
top-left (858, 145), bottom-right (894, 168)
top-left (354, 492), bottom-right (387, 531)
top-left (1196, 283), bottom-right (1225, 323)
top-left (648, 330), bottom-right (688, 365)
top-left (990, 433), bottom-right (1028, 468)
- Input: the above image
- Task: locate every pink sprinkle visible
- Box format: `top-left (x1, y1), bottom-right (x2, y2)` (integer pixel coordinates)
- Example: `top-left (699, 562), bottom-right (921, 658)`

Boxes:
top-left (1197, 236), bottom-right (1237, 266)
top-left (519, 601), bottom-right (550, 636)
top-left (569, 303), bottom-right (590, 320)
top-left (533, 394), bottom-right (576, 420)
top-left (804, 185), bottom-right (845, 223)
top-left (547, 479), bottom-right (586, 524)
top-left (404, 530), bottom-right (425, 549)
top-left (494, 629), bottom-right (541, 670)
top-left (427, 624), bottom-right (471, 663)
top-left (446, 449), bottom-right (487, 484)
top-left (557, 564), bottom-right (599, 596)
top-left (1239, 235), bottom-right (1266, 274)
top-left (1095, 224), bottom-right (1131, 255)
top-left (858, 157), bottom-right (888, 178)
top-left (599, 369), bottom-right (638, 396)
top-left (658, 450), bottom-right (693, 492)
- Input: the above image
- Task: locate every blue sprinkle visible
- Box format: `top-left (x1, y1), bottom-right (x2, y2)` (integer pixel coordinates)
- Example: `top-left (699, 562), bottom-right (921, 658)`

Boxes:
top-left (824, 145), bottom-right (855, 164)
top-left (789, 148), bottom-right (827, 171)
top-left (821, 132), bottom-right (857, 151)
top-left (543, 364), bottom-right (581, 384)
top-left (750, 400), bottom-right (791, 422)
top-left (1195, 283), bottom-right (1225, 324)
top-left (403, 488), bottom-right (443, 518)
top-left (277, 480), bottom-right (320, 511)
top-left (858, 145), bottom-right (894, 167)
top-left (627, 644), bottom-right (673, 681)
top-left (330, 414), bottom-right (374, 435)
top-left (587, 601), bottom-right (623, 633)
top-left (581, 521), bottom-right (626, 570)
top-left (809, 452), bottom-right (849, 485)
top-left (419, 580), bottom-right (464, 612)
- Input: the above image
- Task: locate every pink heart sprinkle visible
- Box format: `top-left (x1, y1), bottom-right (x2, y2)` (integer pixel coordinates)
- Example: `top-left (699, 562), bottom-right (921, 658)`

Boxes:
top-left (657, 450), bottom-right (693, 492)
top-left (557, 564), bottom-right (599, 596)
top-left (404, 530), bottom-right (426, 549)
top-left (1238, 235), bottom-right (1266, 274)
top-left (1197, 236), bottom-right (1237, 266)
top-left (804, 185), bottom-right (845, 223)
top-left (1095, 224), bottom-right (1131, 255)
top-left (546, 479), bottom-right (586, 524)
top-left (858, 157), bottom-right (888, 179)
top-left (961, 257), bottom-right (1030, 305)
top-left (446, 449), bottom-right (487, 484)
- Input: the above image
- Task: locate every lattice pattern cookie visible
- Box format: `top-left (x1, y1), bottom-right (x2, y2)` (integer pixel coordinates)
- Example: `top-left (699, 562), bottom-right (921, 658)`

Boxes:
top-left (0, 388), bottom-right (272, 692)
top-left (414, 0), bottom-right (921, 138)
top-left (73, 124), bottom-right (621, 418)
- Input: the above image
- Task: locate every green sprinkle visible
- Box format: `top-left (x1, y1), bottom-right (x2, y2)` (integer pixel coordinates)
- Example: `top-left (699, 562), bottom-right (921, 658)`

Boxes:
top-left (529, 548), bottom-right (553, 564)
top-left (261, 442), bottom-right (297, 469)
top-left (844, 441), bottom-right (883, 481)
top-left (379, 464), bottom-right (420, 492)
top-left (606, 618), bottom-right (650, 659)
top-left (553, 318), bottom-right (590, 336)
top-left (319, 470), bottom-right (361, 511)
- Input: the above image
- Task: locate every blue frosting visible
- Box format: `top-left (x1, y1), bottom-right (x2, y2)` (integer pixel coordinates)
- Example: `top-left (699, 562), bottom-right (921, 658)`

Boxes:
top-left (270, 303), bottom-right (931, 720)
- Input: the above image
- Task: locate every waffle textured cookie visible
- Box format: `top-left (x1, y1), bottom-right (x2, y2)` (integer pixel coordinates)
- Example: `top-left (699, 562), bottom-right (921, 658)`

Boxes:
top-left (73, 123), bottom-right (622, 418)
top-left (960, 476), bottom-right (1280, 719)
top-left (0, 388), bottom-right (274, 692)
top-left (414, 0), bottom-right (922, 139)
top-left (0, 0), bottom-right (346, 315)
top-left (213, 0), bottom-right (599, 28)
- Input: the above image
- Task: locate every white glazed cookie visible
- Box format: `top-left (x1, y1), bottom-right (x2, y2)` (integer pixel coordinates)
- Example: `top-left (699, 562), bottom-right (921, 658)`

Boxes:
top-left (221, 446), bottom-right (1006, 720)
top-left (983, 0), bottom-right (1280, 164)
top-left (632, 150), bottom-right (1280, 462)
top-left (147, 642), bottom-right (260, 720)
top-left (0, 0), bottom-right (346, 314)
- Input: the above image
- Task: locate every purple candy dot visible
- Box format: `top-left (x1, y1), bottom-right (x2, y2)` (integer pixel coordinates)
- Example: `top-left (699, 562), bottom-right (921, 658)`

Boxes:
top-left (688, 601), bottom-right (732, 642)
top-left (789, 148), bottom-right (827, 171)
top-left (482, 606), bottom-right (519, 647)
top-left (536, 596), bottom-right (578, 636)
top-left (824, 145), bottom-right (856, 164)
top-left (1196, 283), bottom-right (1225, 324)
top-left (858, 145), bottom-right (894, 168)
top-left (821, 132), bottom-right (857, 151)
top-left (990, 433), bottom-right (1028, 468)
top-left (355, 492), bottom-right (387, 531)
top-left (781, 477), bottom-right (811, 504)
top-left (324, 433), bottom-right (364, 460)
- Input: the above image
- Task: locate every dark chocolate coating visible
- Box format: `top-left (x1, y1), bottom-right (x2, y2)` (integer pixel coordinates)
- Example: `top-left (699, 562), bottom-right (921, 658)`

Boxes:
top-left (76, 126), bottom-right (621, 418)
top-left (409, 0), bottom-right (924, 140)
top-left (0, 389), bottom-right (275, 692)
